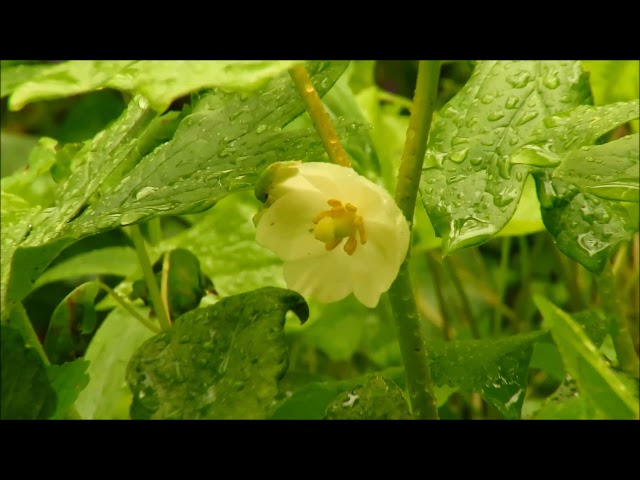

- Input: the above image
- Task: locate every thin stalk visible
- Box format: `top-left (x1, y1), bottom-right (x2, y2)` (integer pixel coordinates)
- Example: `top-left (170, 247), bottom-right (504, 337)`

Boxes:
top-left (597, 263), bottom-right (639, 378)
top-left (426, 252), bottom-right (451, 340)
top-left (387, 60), bottom-right (441, 420)
top-left (127, 225), bottom-right (171, 331)
top-left (161, 252), bottom-right (172, 325)
top-left (443, 256), bottom-right (480, 339)
top-left (493, 237), bottom-right (512, 335)
top-left (95, 280), bottom-right (160, 334)
top-left (288, 66), bottom-right (352, 168)
top-left (147, 218), bottom-right (163, 245)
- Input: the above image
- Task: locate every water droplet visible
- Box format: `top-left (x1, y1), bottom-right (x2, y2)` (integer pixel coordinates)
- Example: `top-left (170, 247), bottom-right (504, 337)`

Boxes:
top-left (560, 95), bottom-right (572, 103)
top-left (515, 111), bottom-right (539, 126)
top-left (135, 186), bottom-right (158, 201)
top-left (218, 147), bottom-right (236, 158)
top-left (481, 94), bottom-right (495, 104)
top-left (507, 71), bottom-right (532, 88)
top-left (577, 233), bottom-right (609, 256)
top-left (480, 137), bottom-right (495, 146)
top-left (510, 144), bottom-right (560, 167)
top-left (542, 70), bottom-right (560, 89)
top-left (446, 174), bottom-right (467, 184)
top-left (505, 96), bottom-right (520, 109)
top-left (593, 209), bottom-right (611, 224)
top-left (470, 157), bottom-right (483, 166)
top-left (493, 185), bottom-right (519, 207)
top-left (449, 148), bottom-right (469, 163)
top-left (451, 136), bottom-right (469, 147)
top-left (119, 211), bottom-right (149, 226)
top-left (256, 124), bottom-right (267, 134)
top-left (488, 111), bottom-right (506, 122)
top-left (467, 118), bottom-right (479, 128)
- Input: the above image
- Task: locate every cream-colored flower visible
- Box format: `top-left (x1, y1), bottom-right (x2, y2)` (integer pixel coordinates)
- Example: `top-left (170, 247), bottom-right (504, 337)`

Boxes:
top-left (254, 161), bottom-right (410, 308)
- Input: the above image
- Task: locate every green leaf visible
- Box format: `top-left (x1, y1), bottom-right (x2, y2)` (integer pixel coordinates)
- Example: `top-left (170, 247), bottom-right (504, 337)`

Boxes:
top-left (583, 60), bottom-right (639, 132)
top-left (1, 61), bottom-right (353, 320)
top-left (157, 192), bottom-right (284, 297)
top-left (0, 324), bottom-right (56, 419)
top-left (0, 63), bottom-right (57, 98)
top-left (46, 359), bottom-right (90, 419)
top-left (420, 61), bottom-right (591, 254)
top-left (429, 331), bottom-right (548, 419)
top-left (130, 248), bottom-right (213, 319)
top-left (532, 378), bottom-right (603, 419)
top-left (44, 281), bottom-right (99, 364)
top-left (271, 381), bottom-right (345, 420)
top-left (534, 295), bottom-right (639, 419)
top-left (553, 133), bottom-right (639, 203)
top-left (7, 60), bottom-right (305, 112)
top-left (324, 375), bottom-right (412, 419)
top-left (75, 305), bottom-right (155, 419)
top-left (127, 287), bottom-right (308, 419)
top-left (34, 246), bottom-right (138, 287)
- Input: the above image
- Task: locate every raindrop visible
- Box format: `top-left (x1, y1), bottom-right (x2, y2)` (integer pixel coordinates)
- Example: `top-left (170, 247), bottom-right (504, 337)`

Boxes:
top-left (451, 136), bottom-right (469, 147)
top-left (467, 117), bottom-right (479, 128)
top-left (256, 124), bottom-right (267, 134)
top-left (135, 186), bottom-right (159, 201)
top-left (488, 111), bottom-right (506, 122)
top-left (480, 137), bottom-right (495, 147)
top-left (505, 96), bottom-right (520, 109)
top-left (120, 211), bottom-right (149, 226)
top-left (542, 70), bottom-right (560, 89)
top-left (593, 209), bottom-right (611, 224)
top-left (515, 112), bottom-right (539, 126)
top-left (507, 71), bottom-right (532, 88)
top-left (470, 157), bottom-right (483, 166)
top-left (481, 94), bottom-right (495, 104)
top-left (449, 148), bottom-right (469, 163)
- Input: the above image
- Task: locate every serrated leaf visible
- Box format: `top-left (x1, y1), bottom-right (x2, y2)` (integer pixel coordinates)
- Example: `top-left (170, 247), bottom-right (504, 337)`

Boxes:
top-left (553, 133), bottom-right (639, 203)
top-left (7, 60), bottom-right (305, 112)
top-left (74, 306), bottom-right (155, 419)
top-left (46, 359), bottom-right (90, 419)
top-left (324, 375), bottom-right (412, 420)
top-left (127, 287), bottom-right (308, 419)
top-left (1, 61), bottom-right (352, 321)
top-left (0, 324), bottom-right (56, 419)
top-left (534, 295), bottom-right (639, 419)
top-left (535, 173), bottom-right (636, 273)
top-left (420, 60), bottom-right (591, 254)
top-left (44, 281), bottom-right (99, 364)
top-left (429, 331), bottom-right (548, 419)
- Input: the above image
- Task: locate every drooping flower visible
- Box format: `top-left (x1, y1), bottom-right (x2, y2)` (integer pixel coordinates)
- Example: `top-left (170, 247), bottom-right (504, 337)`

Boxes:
top-left (254, 161), bottom-right (410, 308)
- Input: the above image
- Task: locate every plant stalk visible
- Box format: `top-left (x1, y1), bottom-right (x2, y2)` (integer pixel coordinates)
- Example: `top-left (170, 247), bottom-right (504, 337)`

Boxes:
top-left (127, 225), bottom-right (171, 331)
top-left (288, 65), bottom-right (352, 168)
top-left (387, 60), bottom-right (441, 419)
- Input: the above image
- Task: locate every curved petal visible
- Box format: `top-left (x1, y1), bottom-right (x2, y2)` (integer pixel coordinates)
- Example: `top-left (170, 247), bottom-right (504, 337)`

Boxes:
top-left (297, 162), bottom-right (350, 199)
top-left (283, 249), bottom-right (353, 304)
top-left (255, 189), bottom-right (327, 261)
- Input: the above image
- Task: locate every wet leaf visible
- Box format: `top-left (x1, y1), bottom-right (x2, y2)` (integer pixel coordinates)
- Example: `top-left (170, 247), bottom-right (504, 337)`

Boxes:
top-left (126, 287), bottom-right (308, 419)
top-left (428, 331), bottom-right (548, 419)
top-left (75, 305), bottom-right (155, 419)
top-left (324, 375), bottom-right (412, 419)
top-left (420, 61), bottom-right (591, 254)
top-left (1, 61), bottom-right (353, 321)
top-left (44, 281), bottom-right (99, 364)
top-left (534, 295), bottom-right (639, 419)
top-left (0, 324), bottom-right (56, 419)
top-left (46, 359), bottom-right (90, 419)
top-left (7, 60), bottom-right (304, 112)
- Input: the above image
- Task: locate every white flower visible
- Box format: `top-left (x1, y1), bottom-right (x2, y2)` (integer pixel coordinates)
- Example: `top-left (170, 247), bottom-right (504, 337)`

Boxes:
top-left (254, 161), bottom-right (410, 308)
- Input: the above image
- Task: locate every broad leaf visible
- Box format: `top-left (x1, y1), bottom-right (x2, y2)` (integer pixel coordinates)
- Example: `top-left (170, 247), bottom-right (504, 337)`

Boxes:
top-left (7, 60), bottom-right (305, 112)
top-left (46, 359), bottom-right (90, 419)
top-left (44, 281), bottom-right (99, 364)
top-left (74, 305), bottom-right (155, 419)
top-left (429, 331), bottom-right (548, 419)
top-left (127, 287), bottom-right (308, 419)
top-left (420, 60), bottom-right (591, 254)
top-left (534, 295), bottom-right (639, 419)
top-left (0, 324), bottom-right (56, 419)
top-left (0, 62), bottom-right (56, 98)
top-left (324, 375), bottom-right (412, 419)
top-left (1, 61), bottom-right (353, 320)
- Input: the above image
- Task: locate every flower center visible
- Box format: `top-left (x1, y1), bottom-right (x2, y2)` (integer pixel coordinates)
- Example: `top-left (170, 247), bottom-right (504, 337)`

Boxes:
top-left (312, 199), bottom-right (367, 255)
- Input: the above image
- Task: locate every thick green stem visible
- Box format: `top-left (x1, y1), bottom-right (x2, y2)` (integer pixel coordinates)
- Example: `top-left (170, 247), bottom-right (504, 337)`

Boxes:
top-left (289, 66), bottom-right (352, 168)
top-left (387, 60), bottom-right (441, 420)
top-left (127, 225), bottom-right (171, 331)
top-left (597, 264), bottom-right (639, 378)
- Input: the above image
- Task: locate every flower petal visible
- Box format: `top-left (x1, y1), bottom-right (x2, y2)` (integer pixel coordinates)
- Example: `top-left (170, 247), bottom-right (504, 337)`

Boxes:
top-left (283, 249), bottom-right (352, 304)
top-left (255, 189), bottom-right (327, 261)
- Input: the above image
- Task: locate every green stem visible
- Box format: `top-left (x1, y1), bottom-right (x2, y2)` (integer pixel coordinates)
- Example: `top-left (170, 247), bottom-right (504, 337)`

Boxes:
top-left (95, 280), bottom-right (160, 334)
top-left (387, 60), bottom-right (441, 420)
top-left (426, 252), bottom-right (450, 340)
top-left (443, 256), bottom-right (480, 339)
top-left (597, 263), bottom-right (639, 378)
top-left (127, 225), bottom-right (171, 331)
top-left (289, 66), bottom-right (352, 168)
top-left (147, 218), bottom-right (163, 245)
top-left (493, 237), bottom-right (512, 335)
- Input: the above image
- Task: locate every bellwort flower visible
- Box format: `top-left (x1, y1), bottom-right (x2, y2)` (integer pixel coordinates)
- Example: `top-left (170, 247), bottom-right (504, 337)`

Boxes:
top-left (254, 161), bottom-right (410, 308)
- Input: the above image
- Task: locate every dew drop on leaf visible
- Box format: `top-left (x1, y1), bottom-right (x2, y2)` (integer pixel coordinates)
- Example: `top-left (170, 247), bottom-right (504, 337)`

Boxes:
top-left (449, 148), bottom-right (469, 163)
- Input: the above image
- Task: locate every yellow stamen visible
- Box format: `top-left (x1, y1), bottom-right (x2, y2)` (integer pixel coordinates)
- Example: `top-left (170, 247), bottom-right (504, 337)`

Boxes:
top-left (312, 199), bottom-right (367, 255)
